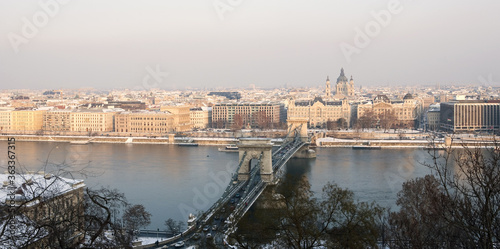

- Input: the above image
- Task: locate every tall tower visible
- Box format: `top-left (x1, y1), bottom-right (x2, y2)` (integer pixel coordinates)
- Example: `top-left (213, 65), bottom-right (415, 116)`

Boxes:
top-left (349, 76), bottom-right (355, 96)
top-left (325, 76), bottom-right (331, 98)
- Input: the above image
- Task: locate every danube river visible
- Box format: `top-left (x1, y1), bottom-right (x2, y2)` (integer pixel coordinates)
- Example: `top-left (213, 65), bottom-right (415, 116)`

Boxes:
top-left (1, 141), bottom-right (437, 230)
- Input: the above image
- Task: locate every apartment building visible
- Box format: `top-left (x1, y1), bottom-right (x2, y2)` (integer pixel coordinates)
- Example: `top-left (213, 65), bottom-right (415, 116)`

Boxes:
top-left (190, 107), bottom-right (212, 129)
top-left (160, 105), bottom-right (191, 132)
top-left (115, 110), bottom-right (174, 134)
top-left (43, 110), bottom-right (72, 132)
top-left (70, 109), bottom-right (114, 132)
top-left (212, 102), bottom-right (285, 129)
top-left (11, 109), bottom-right (46, 132)
top-left (0, 109), bottom-right (12, 132)
top-left (426, 104), bottom-right (440, 131)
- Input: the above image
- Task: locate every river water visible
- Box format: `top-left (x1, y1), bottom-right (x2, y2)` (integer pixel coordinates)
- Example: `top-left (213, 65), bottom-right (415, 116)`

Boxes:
top-left (0, 141), bottom-right (437, 230)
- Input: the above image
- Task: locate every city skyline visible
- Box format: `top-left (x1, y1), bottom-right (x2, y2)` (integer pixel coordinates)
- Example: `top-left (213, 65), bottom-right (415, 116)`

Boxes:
top-left (1, 0), bottom-right (499, 90)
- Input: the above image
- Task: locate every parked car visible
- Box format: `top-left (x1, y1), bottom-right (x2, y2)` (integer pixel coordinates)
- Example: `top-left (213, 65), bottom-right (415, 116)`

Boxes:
top-left (192, 233), bottom-right (201, 240)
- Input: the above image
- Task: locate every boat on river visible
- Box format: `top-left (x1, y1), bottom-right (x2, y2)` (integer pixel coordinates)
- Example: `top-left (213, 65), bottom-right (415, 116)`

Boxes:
top-left (218, 145), bottom-right (239, 152)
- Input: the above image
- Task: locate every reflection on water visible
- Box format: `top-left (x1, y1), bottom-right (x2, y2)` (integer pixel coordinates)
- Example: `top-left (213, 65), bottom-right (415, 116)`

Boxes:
top-left (1, 141), bottom-right (441, 229)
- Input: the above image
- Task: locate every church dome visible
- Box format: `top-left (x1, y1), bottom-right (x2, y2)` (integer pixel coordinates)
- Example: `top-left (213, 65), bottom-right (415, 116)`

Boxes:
top-left (336, 68), bottom-right (348, 83)
top-left (403, 93), bottom-right (413, 100)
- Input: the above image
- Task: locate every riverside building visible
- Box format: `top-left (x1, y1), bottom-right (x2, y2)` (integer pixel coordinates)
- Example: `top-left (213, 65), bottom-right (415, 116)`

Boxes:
top-left (440, 100), bottom-right (500, 133)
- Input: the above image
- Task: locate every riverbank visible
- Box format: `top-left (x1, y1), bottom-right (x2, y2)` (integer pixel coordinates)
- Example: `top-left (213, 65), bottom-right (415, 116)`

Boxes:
top-left (0, 135), bottom-right (239, 146)
top-left (317, 137), bottom-right (499, 148)
top-left (1, 134), bottom-right (497, 148)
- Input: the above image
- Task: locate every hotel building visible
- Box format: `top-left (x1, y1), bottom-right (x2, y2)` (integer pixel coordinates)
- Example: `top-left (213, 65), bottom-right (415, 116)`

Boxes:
top-left (440, 100), bottom-right (500, 132)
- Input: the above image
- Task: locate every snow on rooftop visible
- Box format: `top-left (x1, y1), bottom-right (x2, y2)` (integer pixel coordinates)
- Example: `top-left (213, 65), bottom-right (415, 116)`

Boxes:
top-left (0, 173), bottom-right (85, 207)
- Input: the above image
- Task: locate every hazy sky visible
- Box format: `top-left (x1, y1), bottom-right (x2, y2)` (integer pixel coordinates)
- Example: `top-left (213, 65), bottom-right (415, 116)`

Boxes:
top-left (1, 0), bottom-right (499, 90)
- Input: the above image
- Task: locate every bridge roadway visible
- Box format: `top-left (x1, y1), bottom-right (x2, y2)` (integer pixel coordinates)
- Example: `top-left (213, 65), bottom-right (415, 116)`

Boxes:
top-left (150, 136), bottom-right (307, 248)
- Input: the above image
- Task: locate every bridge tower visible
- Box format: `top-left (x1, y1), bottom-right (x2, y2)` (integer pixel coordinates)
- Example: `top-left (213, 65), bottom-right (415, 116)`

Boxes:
top-left (237, 138), bottom-right (274, 183)
top-left (287, 117), bottom-right (316, 158)
top-left (287, 117), bottom-right (308, 142)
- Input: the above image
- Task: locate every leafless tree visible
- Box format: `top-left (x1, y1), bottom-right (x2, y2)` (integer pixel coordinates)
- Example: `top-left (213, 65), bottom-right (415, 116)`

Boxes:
top-left (389, 139), bottom-right (500, 248)
top-left (326, 119), bottom-right (337, 130)
top-left (164, 218), bottom-right (183, 235)
top-left (378, 110), bottom-right (396, 132)
top-left (336, 118), bottom-right (348, 130)
top-left (232, 114), bottom-right (244, 131)
top-left (233, 176), bottom-right (384, 249)
top-left (122, 204), bottom-right (151, 236)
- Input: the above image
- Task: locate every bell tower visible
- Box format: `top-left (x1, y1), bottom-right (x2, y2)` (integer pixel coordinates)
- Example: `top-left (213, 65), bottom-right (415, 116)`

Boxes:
top-left (325, 76), bottom-right (331, 98)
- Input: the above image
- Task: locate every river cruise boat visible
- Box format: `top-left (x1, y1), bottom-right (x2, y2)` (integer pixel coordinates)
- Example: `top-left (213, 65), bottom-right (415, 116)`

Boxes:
top-left (218, 145), bottom-right (239, 152)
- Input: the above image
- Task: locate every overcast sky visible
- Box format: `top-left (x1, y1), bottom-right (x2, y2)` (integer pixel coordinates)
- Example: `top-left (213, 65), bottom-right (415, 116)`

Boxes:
top-left (1, 0), bottom-right (499, 90)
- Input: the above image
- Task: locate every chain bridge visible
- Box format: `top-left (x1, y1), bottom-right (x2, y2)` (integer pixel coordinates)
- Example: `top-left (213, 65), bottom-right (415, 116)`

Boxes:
top-left (151, 118), bottom-right (316, 248)
top-left (199, 118), bottom-right (315, 246)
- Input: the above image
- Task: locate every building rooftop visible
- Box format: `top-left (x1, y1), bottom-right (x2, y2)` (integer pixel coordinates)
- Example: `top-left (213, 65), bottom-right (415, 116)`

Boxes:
top-left (0, 173), bottom-right (85, 208)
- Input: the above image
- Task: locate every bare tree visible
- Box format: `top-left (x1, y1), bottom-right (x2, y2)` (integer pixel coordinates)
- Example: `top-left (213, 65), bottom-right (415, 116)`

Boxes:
top-left (387, 175), bottom-right (462, 248)
top-left (256, 111), bottom-right (271, 130)
top-left (214, 119), bottom-right (226, 129)
top-left (357, 110), bottom-right (376, 130)
top-left (122, 204), bottom-right (151, 235)
top-left (164, 218), bottom-right (183, 235)
top-left (233, 176), bottom-right (384, 249)
top-left (326, 119), bottom-right (337, 130)
top-left (232, 114), bottom-right (244, 131)
top-left (0, 178), bottom-right (130, 248)
top-left (378, 110), bottom-right (396, 132)
top-left (389, 139), bottom-right (500, 248)
top-left (336, 118), bottom-right (348, 130)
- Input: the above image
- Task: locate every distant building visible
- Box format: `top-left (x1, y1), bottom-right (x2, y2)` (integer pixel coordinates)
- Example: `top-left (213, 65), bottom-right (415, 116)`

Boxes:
top-left (440, 100), bottom-right (500, 133)
top-left (358, 93), bottom-right (423, 129)
top-left (115, 110), bottom-right (174, 135)
top-left (207, 92), bottom-right (241, 100)
top-left (426, 104), bottom-right (440, 131)
top-left (160, 105), bottom-right (191, 132)
top-left (70, 109), bottom-right (114, 133)
top-left (43, 110), bottom-right (72, 132)
top-left (11, 109), bottom-right (46, 132)
top-left (212, 102), bottom-right (285, 129)
top-left (190, 107), bottom-right (212, 129)
top-left (0, 109), bottom-right (12, 132)
top-left (106, 101), bottom-right (146, 110)
top-left (288, 97), bottom-right (352, 128)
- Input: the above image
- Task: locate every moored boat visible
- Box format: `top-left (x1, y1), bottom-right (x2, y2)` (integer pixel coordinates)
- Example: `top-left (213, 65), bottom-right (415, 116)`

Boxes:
top-left (352, 145), bottom-right (381, 150)
top-left (218, 145), bottom-right (239, 152)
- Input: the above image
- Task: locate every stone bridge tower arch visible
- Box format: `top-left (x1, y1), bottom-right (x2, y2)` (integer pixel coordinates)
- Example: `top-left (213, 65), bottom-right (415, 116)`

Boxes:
top-left (237, 138), bottom-right (273, 183)
top-left (287, 117), bottom-right (308, 142)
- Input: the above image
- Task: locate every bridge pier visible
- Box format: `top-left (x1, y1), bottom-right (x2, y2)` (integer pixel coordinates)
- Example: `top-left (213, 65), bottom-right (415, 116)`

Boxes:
top-left (237, 138), bottom-right (274, 183)
top-left (293, 146), bottom-right (317, 159)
